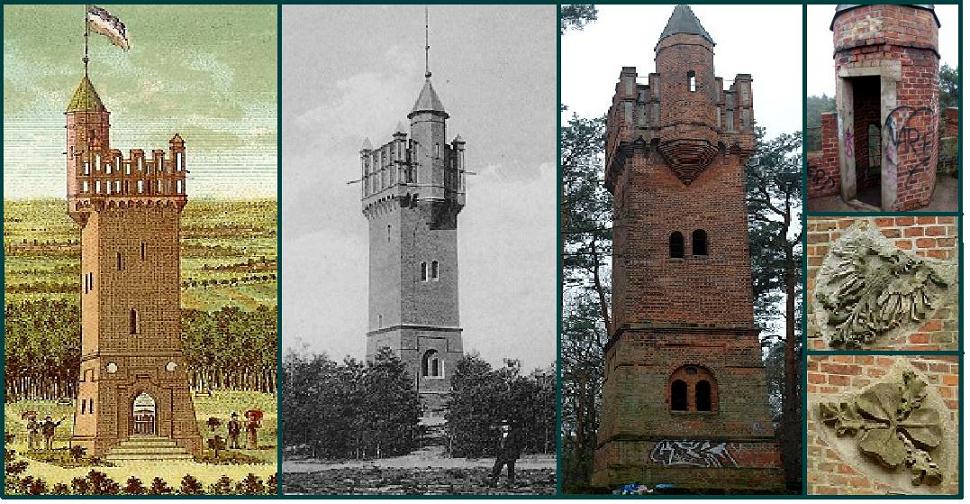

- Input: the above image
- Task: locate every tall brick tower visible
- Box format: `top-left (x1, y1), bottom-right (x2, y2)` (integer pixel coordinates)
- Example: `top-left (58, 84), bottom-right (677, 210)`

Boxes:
top-left (66, 74), bottom-right (202, 458)
top-left (831, 5), bottom-right (940, 211)
top-left (360, 67), bottom-right (467, 413)
top-left (592, 5), bottom-right (783, 491)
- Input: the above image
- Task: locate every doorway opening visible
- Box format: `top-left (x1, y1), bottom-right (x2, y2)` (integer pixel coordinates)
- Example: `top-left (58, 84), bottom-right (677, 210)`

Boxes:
top-left (132, 392), bottom-right (157, 435)
top-left (849, 76), bottom-right (882, 207)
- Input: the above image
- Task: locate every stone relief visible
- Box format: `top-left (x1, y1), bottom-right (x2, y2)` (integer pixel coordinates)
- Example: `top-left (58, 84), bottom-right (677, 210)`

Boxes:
top-left (648, 440), bottom-right (737, 468)
top-left (814, 221), bottom-right (954, 348)
top-left (819, 370), bottom-right (943, 486)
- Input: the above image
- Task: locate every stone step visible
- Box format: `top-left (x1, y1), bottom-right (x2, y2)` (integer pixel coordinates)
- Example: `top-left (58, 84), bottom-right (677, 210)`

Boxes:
top-left (105, 436), bottom-right (193, 462)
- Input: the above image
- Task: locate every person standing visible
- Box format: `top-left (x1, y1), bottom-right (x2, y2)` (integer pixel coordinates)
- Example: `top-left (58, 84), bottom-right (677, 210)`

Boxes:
top-left (227, 412), bottom-right (242, 449)
top-left (41, 415), bottom-right (64, 451)
top-left (25, 413), bottom-right (41, 451)
top-left (490, 420), bottom-right (523, 487)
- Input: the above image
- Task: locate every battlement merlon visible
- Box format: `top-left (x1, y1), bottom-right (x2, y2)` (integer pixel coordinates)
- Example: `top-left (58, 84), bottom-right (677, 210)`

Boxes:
top-left (359, 131), bottom-right (466, 215)
top-left (67, 133), bottom-right (188, 211)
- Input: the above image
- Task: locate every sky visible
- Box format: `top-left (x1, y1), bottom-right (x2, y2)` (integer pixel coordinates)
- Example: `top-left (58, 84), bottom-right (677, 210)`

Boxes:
top-left (562, 4), bottom-right (803, 138)
top-left (281, 5), bottom-right (557, 371)
top-left (807, 5), bottom-right (960, 97)
top-left (3, 5), bottom-right (277, 199)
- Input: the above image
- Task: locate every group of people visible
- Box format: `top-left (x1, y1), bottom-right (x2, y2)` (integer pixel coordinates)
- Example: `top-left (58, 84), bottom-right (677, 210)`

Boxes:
top-left (214, 411), bottom-right (262, 451)
top-left (23, 413), bottom-right (64, 451)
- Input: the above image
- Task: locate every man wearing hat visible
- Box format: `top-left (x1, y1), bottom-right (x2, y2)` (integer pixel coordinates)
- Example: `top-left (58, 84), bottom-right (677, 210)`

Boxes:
top-left (41, 415), bottom-right (64, 451)
top-left (489, 420), bottom-right (524, 487)
top-left (227, 412), bottom-right (242, 449)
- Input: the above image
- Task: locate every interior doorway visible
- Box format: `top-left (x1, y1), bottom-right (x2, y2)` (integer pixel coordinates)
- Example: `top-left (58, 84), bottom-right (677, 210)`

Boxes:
top-left (848, 76), bottom-right (882, 207)
top-left (132, 392), bottom-right (157, 435)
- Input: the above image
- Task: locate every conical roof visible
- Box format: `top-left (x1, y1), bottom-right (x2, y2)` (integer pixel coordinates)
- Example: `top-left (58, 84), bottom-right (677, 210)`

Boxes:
top-left (658, 5), bottom-right (714, 45)
top-left (66, 75), bottom-right (106, 113)
top-left (408, 78), bottom-right (448, 119)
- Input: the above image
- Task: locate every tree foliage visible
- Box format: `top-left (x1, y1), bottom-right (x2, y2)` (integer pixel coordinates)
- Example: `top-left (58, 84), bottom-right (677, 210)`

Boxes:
top-left (282, 348), bottom-right (419, 460)
top-left (3, 300), bottom-right (278, 401)
top-left (445, 355), bottom-right (555, 458)
top-left (560, 4), bottom-right (598, 34)
top-left (939, 63), bottom-right (959, 110)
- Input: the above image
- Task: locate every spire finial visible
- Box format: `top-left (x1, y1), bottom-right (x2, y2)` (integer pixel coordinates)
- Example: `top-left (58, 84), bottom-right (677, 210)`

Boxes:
top-left (424, 6), bottom-right (431, 79)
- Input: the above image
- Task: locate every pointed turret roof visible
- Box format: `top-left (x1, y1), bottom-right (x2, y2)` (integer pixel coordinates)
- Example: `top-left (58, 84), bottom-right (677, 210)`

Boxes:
top-left (361, 137), bottom-right (373, 151)
top-left (408, 78), bottom-right (449, 119)
top-left (66, 75), bottom-right (106, 113)
top-left (658, 5), bottom-right (714, 45)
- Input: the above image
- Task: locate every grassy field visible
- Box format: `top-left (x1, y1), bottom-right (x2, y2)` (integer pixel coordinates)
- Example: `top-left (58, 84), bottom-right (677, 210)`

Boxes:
top-left (283, 467), bottom-right (556, 495)
top-left (3, 198), bottom-right (277, 311)
top-left (5, 391), bottom-right (277, 491)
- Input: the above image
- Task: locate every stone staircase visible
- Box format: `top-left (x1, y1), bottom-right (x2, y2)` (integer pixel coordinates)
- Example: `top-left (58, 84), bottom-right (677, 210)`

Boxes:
top-left (105, 435), bottom-right (193, 463)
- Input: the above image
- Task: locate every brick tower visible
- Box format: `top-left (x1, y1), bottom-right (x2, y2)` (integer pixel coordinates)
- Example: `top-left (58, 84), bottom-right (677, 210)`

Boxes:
top-left (360, 69), bottom-right (467, 413)
top-left (592, 5), bottom-right (783, 491)
top-left (830, 5), bottom-right (940, 210)
top-left (66, 74), bottom-right (202, 458)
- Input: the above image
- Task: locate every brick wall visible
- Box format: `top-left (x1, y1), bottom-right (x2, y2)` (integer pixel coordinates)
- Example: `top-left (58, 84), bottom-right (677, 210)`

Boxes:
top-left (808, 113), bottom-right (840, 198)
top-left (943, 107), bottom-right (959, 138)
top-left (807, 217), bottom-right (958, 351)
top-left (807, 355), bottom-right (959, 495)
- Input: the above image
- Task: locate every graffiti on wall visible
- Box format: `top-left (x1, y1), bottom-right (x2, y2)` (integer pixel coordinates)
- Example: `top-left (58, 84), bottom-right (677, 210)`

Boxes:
top-left (649, 440), bottom-right (738, 468)
top-left (810, 166), bottom-right (838, 191)
top-left (884, 106), bottom-right (935, 188)
top-left (844, 128), bottom-right (854, 159)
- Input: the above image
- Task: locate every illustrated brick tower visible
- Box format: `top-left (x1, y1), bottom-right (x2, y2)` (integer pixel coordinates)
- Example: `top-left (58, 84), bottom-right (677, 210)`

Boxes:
top-left (66, 74), bottom-right (202, 457)
top-left (591, 6), bottom-right (783, 491)
top-left (831, 5), bottom-right (940, 210)
top-left (360, 70), bottom-right (467, 413)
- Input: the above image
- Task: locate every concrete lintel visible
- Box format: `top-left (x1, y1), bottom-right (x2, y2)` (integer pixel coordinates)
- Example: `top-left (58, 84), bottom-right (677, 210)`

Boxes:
top-left (837, 61), bottom-right (902, 81)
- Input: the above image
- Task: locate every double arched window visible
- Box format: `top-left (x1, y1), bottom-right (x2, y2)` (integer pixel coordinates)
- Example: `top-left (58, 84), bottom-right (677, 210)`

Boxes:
top-left (669, 229), bottom-right (709, 258)
top-left (668, 365), bottom-right (717, 413)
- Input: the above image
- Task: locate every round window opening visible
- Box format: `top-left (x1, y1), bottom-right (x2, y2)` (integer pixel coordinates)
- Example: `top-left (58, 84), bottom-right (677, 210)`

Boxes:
top-left (106, 362), bottom-right (118, 374)
top-left (165, 361), bottom-right (178, 372)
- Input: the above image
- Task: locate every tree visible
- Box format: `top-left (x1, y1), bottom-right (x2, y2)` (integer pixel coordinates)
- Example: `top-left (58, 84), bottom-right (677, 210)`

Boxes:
top-left (561, 4), bottom-right (598, 34)
top-left (745, 128), bottom-right (804, 493)
top-left (560, 113), bottom-right (610, 492)
top-left (179, 474), bottom-right (204, 495)
top-left (123, 476), bottom-right (147, 495)
top-left (361, 348), bottom-right (421, 458)
top-left (939, 63), bottom-right (959, 110)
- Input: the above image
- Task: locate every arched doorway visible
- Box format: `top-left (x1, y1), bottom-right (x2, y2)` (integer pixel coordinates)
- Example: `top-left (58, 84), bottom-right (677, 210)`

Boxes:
top-left (132, 392), bottom-right (157, 435)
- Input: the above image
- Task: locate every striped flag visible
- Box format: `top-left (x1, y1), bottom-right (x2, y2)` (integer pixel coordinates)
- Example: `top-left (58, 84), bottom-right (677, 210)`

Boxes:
top-left (87, 5), bottom-right (130, 51)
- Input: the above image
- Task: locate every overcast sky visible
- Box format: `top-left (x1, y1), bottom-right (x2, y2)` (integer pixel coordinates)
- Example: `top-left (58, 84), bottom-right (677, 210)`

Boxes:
top-left (807, 4), bottom-right (960, 97)
top-left (281, 5), bottom-right (557, 371)
top-left (562, 4), bottom-right (803, 138)
top-left (3, 5), bottom-right (277, 199)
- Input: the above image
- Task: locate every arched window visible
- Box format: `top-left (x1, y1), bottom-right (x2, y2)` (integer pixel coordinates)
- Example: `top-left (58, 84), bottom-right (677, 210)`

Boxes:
top-left (669, 365), bottom-right (718, 413)
top-left (692, 229), bottom-right (708, 256)
top-left (669, 231), bottom-right (684, 258)
top-left (129, 308), bottom-right (139, 335)
top-left (696, 380), bottom-right (712, 411)
top-left (422, 350), bottom-right (442, 378)
top-left (671, 380), bottom-right (688, 411)
top-left (688, 70), bottom-right (697, 92)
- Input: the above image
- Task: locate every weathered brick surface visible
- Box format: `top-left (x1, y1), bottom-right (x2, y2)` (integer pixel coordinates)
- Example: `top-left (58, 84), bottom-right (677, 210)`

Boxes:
top-left (808, 113), bottom-right (840, 196)
top-left (806, 217), bottom-right (959, 351)
top-left (813, 5), bottom-right (943, 210)
top-left (807, 356), bottom-right (959, 495)
top-left (594, 7), bottom-right (782, 492)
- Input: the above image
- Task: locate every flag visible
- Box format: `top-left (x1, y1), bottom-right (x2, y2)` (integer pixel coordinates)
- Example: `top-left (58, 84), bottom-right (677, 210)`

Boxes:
top-left (87, 5), bottom-right (130, 51)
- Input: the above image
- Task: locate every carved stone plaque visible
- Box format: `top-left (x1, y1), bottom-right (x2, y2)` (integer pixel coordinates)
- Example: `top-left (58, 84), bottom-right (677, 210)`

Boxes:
top-left (813, 221), bottom-right (956, 349)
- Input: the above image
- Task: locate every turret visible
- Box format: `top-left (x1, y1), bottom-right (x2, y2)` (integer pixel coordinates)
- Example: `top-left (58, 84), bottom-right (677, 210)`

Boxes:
top-left (408, 77), bottom-right (449, 195)
top-left (66, 75), bottom-right (110, 205)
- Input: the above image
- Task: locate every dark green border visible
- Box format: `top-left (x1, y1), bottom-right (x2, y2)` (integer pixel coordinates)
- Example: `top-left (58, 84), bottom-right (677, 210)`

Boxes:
top-left (0, 0), bottom-right (965, 500)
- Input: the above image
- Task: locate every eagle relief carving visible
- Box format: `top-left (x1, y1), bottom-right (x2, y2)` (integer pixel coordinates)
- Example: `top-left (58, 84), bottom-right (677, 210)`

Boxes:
top-left (814, 221), bottom-right (954, 349)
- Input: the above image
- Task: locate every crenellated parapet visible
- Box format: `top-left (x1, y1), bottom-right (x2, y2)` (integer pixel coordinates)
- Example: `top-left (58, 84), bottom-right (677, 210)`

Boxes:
top-left (359, 125), bottom-right (465, 216)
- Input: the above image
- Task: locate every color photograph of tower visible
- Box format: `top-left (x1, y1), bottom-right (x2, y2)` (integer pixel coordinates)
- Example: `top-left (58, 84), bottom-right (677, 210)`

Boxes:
top-left (281, 5), bottom-right (557, 495)
top-left (561, 5), bottom-right (803, 494)
top-left (805, 4), bottom-right (960, 212)
top-left (4, 5), bottom-right (279, 494)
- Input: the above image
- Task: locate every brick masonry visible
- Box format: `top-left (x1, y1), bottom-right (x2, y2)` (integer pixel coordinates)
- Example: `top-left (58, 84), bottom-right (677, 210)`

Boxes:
top-left (807, 216), bottom-right (959, 351)
top-left (593, 6), bottom-right (783, 492)
top-left (807, 355), bottom-right (959, 495)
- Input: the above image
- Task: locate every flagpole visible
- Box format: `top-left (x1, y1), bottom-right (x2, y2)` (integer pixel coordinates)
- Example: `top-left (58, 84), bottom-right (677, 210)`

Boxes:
top-left (83, 4), bottom-right (89, 77)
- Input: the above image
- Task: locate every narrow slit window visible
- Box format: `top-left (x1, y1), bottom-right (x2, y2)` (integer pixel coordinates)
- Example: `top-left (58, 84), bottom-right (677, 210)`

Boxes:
top-left (431, 261), bottom-right (439, 280)
top-left (141, 243), bottom-right (146, 260)
top-left (420, 262), bottom-right (428, 282)
top-left (116, 252), bottom-right (123, 271)
top-left (129, 308), bottom-right (139, 335)
top-left (688, 71), bottom-right (696, 92)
